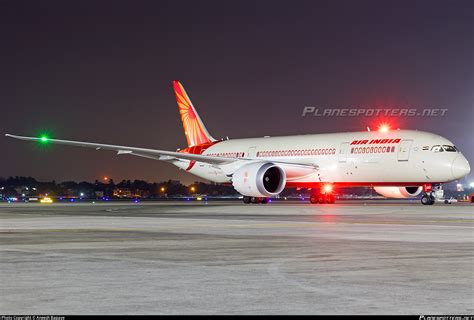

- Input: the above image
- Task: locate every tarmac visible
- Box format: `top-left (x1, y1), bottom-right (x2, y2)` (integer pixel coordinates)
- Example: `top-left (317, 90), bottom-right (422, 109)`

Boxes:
top-left (0, 201), bottom-right (473, 314)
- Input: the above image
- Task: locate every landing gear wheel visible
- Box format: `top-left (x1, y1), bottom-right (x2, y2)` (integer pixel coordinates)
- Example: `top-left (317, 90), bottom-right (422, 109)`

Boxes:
top-left (251, 197), bottom-right (261, 204)
top-left (421, 194), bottom-right (435, 205)
top-left (421, 195), bottom-right (430, 205)
top-left (310, 195), bottom-right (318, 204)
top-left (261, 197), bottom-right (270, 204)
top-left (243, 196), bottom-right (251, 204)
top-left (318, 194), bottom-right (326, 204)
top-left (429, 194), bottom-right (435, 205)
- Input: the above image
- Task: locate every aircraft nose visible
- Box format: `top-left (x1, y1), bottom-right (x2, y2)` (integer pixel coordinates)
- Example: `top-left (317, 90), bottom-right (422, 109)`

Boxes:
top-left (452, 155), bottom-right (471, 179)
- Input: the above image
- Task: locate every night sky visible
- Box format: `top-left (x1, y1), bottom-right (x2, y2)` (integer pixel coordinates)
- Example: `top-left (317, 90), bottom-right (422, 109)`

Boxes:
top-left (1, 0), bottom-right (473, 185)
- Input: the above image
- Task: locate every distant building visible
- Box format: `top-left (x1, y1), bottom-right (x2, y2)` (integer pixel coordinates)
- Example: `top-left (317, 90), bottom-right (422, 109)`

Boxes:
top-left (113, 188), bottom-right (132, 198)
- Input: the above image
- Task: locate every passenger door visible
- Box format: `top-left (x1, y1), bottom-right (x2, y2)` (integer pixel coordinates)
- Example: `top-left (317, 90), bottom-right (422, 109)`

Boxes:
top-left (247, 146), bottom-right (257, 158)
top-left (397, 140), bottom-right (413, 161)
top-left (339, 142), bottom-right (349, 162)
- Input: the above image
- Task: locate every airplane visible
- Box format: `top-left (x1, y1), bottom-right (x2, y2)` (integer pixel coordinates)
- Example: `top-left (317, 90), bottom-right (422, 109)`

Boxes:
top-left (6, 80), bottom-right (471, 205)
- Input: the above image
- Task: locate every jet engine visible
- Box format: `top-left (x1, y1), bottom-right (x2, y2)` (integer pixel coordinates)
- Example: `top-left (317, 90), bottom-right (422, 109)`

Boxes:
top-left (374, 186), bottom-right (423, 198)
top-left (232, 162), bottom-right (286, 197)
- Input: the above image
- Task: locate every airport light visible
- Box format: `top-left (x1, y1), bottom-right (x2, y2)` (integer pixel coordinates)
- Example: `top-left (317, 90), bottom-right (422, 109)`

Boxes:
top-left (190, 186), bottom-right (196, 192)
top-left (40, 197), bottom-right (53, 204)
top-left (160, 187), bottom-right (166, 192)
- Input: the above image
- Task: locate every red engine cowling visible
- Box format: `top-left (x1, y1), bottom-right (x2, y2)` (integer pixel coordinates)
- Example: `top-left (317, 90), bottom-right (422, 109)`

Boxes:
top-left (374, 186), bottom-right (423, 198)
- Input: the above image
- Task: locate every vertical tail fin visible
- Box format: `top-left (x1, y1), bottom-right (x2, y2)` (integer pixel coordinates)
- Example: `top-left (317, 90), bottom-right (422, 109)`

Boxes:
top-left (172, 80), bottom-right (216, 147)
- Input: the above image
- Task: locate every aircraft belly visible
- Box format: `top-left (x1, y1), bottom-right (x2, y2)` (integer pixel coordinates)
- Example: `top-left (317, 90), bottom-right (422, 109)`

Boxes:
top-left (189, 162), bottom-right (229, 183)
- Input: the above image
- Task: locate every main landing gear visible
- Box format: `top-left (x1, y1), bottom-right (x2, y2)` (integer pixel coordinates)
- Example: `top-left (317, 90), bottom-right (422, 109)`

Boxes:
top-left (310, 192), bottom-right (335, 204)
top-left (421, 193), bottom-right (435, 205)
top-left (242, 196), bottom-right (270, 204)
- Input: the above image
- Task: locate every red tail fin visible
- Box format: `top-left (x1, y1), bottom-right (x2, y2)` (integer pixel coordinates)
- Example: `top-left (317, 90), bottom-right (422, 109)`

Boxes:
top-left (172, 80), bottom-right (216, 147)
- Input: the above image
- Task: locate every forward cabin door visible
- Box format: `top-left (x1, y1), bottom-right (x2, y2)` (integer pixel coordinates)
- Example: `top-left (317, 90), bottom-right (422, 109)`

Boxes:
top-left (247, 146), bottom-right (257, 158)
top-left (397, 140), bottom-right (413, 161)
top-left (339, 142), bottom-right (349, 162)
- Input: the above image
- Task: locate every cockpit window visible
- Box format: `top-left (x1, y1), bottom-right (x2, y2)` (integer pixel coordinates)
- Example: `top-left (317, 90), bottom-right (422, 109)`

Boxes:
top-left (431, 145), bottom-right (443, 152)
top-left (442, 145), bottom-right (457, 152)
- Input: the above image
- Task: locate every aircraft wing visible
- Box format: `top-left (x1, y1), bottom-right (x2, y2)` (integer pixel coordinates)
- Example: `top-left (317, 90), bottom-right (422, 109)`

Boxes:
top-left (5, 134), bottom-right (319, 170)
top-left (5, 134), bottom-right (235, 165)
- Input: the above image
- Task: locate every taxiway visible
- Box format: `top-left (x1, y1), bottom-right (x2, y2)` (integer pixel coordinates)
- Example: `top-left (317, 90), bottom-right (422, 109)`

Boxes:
top-left (1, 201), bottom-right (473, 314)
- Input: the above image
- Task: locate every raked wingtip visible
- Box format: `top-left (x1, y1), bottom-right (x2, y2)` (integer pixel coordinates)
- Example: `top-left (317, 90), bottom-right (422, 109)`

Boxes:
top-left (5, 134), bottom-right (21, 139)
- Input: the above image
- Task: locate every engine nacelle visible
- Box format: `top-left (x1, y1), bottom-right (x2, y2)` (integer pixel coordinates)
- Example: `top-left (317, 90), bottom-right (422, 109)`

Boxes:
top-left (374, 186), bottom-right (423, 198)
top-left (232, 162), bottom-right (286, 197)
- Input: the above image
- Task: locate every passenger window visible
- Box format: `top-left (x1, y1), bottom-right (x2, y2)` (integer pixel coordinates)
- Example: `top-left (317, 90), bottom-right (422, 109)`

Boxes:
top-left (442, 145), bottom-right (457, 152)
top-left (431, 145), bottom-right (443, 152)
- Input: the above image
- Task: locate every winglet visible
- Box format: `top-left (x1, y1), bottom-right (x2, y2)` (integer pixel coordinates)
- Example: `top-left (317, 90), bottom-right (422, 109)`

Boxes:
top-left (5, 134), bottom-right (38, 141)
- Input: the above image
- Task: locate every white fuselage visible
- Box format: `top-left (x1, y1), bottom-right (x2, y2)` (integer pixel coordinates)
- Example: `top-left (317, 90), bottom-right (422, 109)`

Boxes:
top-left (173, 130), bottom-right (470, 187)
